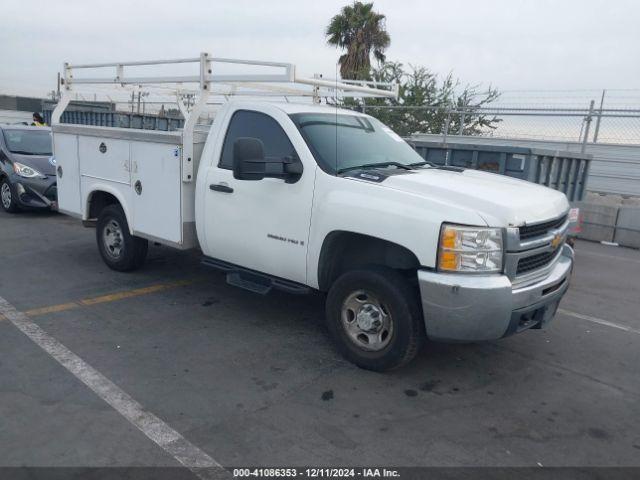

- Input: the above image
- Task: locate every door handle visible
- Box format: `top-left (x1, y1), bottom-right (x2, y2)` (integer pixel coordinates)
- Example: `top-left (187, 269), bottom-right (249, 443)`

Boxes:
top-left (209, 183), bottom-right (234, 193)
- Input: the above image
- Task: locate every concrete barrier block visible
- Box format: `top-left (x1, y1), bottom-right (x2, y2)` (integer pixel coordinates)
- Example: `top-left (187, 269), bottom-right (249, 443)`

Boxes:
top-left (575, 202), bottom-right (618, 242)
top-left (585, 192), bottom-right (624, 206)
top-left (621, 196), bottom-right (640, 207)
top-left (614, 206), bottom-right (640, 249)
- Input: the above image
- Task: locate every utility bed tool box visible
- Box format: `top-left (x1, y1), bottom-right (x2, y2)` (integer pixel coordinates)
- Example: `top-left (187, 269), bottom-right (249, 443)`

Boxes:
top-left (53, 124), bottom-right (207, 248)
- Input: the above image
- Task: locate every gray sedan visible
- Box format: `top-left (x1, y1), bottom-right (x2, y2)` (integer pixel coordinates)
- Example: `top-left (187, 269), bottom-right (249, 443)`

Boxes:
top-left (0, 125), bottom-right (56, 212)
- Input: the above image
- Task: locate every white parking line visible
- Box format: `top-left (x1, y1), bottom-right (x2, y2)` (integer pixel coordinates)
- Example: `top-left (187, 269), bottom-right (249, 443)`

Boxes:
top-left (0, 296), bottom-right (228, 480)
top-left (559, 308), bottom-right (640, 335)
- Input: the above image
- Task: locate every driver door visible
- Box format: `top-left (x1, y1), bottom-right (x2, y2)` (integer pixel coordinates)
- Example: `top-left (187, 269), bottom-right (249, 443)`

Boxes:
top-left (203, 107), bottom-right (315, 284)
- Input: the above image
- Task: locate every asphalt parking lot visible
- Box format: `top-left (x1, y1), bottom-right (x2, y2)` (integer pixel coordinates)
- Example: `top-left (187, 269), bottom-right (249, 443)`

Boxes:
top-left (1, 209), bottom-right (639, 474)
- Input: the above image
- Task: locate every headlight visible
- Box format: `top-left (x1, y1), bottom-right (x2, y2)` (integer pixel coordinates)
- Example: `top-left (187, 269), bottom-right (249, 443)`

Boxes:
top-left (13, 162), bottom-right (45, 179)
top-left (438, 224), bottom-right (503, 273)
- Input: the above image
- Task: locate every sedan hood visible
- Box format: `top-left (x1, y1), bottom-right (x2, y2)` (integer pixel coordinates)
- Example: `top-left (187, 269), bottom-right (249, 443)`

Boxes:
top-left (379, 167), bottom-right (569, 227)
top-left (11, 153), bottom-right (56, 176)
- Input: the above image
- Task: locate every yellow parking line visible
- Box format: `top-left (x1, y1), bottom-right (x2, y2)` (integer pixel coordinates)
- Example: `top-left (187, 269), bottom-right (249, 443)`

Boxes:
top-left (24, 279), bottom-right (197, 317)
top-left (24, 302), bottom-right (80, 317)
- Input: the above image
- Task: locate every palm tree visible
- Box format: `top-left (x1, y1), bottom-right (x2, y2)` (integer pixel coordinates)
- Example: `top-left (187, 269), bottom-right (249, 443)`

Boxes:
top-left (326, 2), bottom-right (391, 80)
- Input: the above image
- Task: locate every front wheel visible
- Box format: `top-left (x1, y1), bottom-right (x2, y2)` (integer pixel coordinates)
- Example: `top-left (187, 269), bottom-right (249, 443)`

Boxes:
top-left (1, 179), bottom-right (20, 213)
top-left (96, 204), bottom-right (148, 272)
top-left (325, 267), bottom-right (425, 371)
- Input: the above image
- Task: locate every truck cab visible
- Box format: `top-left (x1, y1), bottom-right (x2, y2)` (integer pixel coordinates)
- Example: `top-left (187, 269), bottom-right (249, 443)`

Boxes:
top-left (198, 101), bottom-right (572, 368)
top-left (52, 54), bottom-right (574, 371)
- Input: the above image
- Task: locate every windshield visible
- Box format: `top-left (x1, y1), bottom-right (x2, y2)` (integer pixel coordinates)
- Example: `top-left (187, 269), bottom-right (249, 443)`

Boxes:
top-left (290, 113), bottom-right (424, 174)
top-left (2, 129), bottom-right (52, 156)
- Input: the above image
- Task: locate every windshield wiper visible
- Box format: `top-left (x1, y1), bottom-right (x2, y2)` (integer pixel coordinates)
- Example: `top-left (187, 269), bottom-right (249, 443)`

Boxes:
top-left (338, 162), bottom-right (414, 174)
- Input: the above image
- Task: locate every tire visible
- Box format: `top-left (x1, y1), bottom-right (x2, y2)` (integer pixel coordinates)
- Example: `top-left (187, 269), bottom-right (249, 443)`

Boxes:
top-left (325, 267), bottom-right (425, 371)
top-left (96, 204), bottom-right (148, 272)
top-left (1, 178), bottom-right (20, 213)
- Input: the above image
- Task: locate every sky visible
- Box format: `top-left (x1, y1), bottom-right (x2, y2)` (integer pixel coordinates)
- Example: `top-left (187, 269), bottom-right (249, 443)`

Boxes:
top-left (1, 0), bottom-right (639, 98)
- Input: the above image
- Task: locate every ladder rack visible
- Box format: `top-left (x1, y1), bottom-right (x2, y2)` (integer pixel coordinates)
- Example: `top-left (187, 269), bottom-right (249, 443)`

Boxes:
top-left (58, 52), bottom-right (398, 100)
top-left (52, 52), bottom-right (399, 183)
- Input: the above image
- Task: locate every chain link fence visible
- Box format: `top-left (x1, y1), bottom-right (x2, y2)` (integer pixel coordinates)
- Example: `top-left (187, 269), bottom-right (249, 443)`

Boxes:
top-left (353, 89), bottom-right (640, 146)
top-left (357, 104), bottom-right (640, 146)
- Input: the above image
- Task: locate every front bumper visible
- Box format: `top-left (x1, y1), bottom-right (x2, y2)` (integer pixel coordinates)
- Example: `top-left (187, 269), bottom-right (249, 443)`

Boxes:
top-left (418, 244), bottom-right (573, 342)
top-left (9, 174), bottom-right (57, 210)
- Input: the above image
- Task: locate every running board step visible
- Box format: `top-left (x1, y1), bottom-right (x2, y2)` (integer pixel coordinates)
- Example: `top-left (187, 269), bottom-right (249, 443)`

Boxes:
top-left (226, 272), bottom-right (271, 295)
top-left (201, 256), bottom-right (310, 295)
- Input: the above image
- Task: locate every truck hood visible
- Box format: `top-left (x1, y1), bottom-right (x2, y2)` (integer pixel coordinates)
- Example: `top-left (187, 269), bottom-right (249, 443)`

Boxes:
top-left (378, 168), bottom-right (569, 227)
top-left (10, 153), bottom-right (56, 176)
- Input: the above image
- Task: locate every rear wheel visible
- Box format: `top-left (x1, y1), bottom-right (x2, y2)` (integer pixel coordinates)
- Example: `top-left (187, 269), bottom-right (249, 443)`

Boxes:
top-left (1, 178), bottom-right (20, 213)
top-left (325, 267), bottom-right (425, 371)
top-left (96, 204), bottom-right (148, 271)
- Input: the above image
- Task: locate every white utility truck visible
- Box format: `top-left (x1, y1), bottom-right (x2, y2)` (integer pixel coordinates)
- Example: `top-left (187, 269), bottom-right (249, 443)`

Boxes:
top-left (52, 54), bottom-right (573, 370)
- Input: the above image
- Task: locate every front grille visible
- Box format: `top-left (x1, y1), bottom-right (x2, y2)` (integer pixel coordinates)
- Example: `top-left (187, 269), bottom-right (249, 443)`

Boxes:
top-left (519, 215), bottom-right (567, 240)
top-left (516, 247), bottom-right (560, 275)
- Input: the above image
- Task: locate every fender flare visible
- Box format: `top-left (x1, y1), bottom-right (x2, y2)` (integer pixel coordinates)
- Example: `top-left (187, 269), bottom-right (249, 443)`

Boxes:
top-left (84, 185), bottom-right (133, 234)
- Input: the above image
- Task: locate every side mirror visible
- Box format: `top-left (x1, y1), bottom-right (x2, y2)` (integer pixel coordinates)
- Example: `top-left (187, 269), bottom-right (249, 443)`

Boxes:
top-left (232, 137), bottom-right (304, 183)
top-left (233, 137), bottom-right (266, 181)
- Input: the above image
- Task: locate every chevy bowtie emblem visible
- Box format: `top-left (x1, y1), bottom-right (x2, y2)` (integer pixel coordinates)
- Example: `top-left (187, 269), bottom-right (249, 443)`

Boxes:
top-left (551, 233), bottom-right (563, 249)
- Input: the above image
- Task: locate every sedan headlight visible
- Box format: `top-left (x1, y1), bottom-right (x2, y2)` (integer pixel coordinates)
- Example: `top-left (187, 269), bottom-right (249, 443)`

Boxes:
top-left (438, 224), bottom-right (503, 273)
top-left (13, 162), bottom-right (45, 179)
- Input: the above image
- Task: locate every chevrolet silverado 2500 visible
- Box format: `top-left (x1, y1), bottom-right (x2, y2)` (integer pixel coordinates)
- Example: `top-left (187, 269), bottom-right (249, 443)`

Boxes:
top-left (51, 54), bottom-right (573, 370)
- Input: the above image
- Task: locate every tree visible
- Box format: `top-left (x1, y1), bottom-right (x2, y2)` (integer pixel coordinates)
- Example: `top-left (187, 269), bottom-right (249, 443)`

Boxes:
top-left (363, 61), bottom-right (501, 137)
top-left (325, 2), bottom-right (390, 80)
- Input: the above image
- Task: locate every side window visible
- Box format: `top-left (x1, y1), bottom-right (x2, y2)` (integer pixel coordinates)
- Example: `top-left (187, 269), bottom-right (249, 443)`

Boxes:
top-left (219, 110), bottom-right (296, 169)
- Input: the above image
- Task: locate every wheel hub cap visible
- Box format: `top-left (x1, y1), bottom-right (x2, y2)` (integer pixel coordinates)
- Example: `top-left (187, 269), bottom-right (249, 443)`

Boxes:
top-left (356, 303), bottom-right (383, 332)
top-left (341, 290), bottom-right (393, 352)
top-left (103, 220), bottom-right (124, 258)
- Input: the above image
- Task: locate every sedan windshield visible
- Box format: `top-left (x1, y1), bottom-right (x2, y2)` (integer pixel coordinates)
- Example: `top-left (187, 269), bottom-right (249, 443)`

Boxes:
top-left (290, 113), bottom-right (425, 174)
top-left (2, 130), bottom-right (52, 156)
